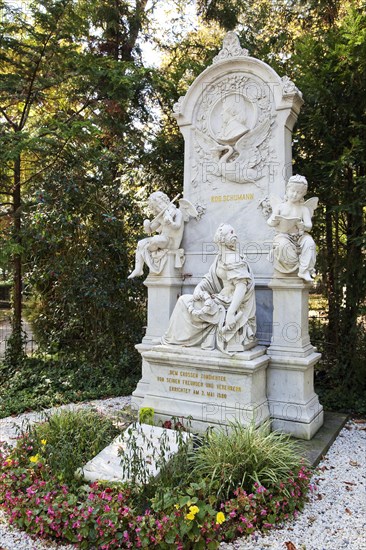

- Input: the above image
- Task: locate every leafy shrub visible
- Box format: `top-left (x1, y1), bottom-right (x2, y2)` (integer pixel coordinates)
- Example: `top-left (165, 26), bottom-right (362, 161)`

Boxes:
top-left (29, 409), bottom-right (120, 482)
top-left (188, 421), bottom-right (305, 502)
top-left (139, 407), bottom-right (155, 425)
top-left (0, 354), bottom-right (139, 418)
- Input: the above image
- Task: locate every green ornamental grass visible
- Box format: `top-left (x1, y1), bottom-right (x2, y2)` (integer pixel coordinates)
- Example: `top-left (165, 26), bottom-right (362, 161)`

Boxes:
top-left (189, 421), bottom-right (305, 501)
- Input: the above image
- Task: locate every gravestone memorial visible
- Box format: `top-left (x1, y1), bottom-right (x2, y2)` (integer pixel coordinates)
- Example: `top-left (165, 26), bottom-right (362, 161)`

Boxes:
top-left (131, 32), bottom-right (323, 439)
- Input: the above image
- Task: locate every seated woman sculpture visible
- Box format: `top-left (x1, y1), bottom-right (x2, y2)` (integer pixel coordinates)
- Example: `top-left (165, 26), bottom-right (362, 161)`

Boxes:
top-left (162, 224), bottom-right (257, 354)
top-left (267, 175), bottom-right (318, 282)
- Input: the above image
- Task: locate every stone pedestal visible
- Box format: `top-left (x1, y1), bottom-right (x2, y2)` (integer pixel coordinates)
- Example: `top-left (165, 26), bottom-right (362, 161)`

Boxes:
top-left (132, 253), bottom-right (183, 408)
top-left (139, 344), bottom-right (270, 432)
top-left (267, 277), bottom-right (323, 439)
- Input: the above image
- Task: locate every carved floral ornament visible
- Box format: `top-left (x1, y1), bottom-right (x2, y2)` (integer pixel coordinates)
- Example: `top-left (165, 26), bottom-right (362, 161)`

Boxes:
top-left (173, 96), bottom-right (184, 115)
top-left (281, 75), bottom-right (303, 98)
top-left (212, 31), bottom-right (249, 64)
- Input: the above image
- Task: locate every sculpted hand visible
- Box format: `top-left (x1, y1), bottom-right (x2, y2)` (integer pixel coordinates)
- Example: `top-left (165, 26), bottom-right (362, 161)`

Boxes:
top-left (225, 311), bottom-right (236, 330)
top-left (163, 212), bottom-right (173, 225)
top-left (193, 289), bottom-right (206, 301)
top-left (268, 214), bottom-right (280, 226)
top-left (297, 220), bottom-right (305, 235)
top-left (143, 219), bottom-right (151, 233)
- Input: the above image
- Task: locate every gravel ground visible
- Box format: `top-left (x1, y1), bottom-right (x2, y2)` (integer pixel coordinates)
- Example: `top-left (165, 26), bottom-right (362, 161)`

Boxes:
top-left (0, 401), bottom-right (365, 550)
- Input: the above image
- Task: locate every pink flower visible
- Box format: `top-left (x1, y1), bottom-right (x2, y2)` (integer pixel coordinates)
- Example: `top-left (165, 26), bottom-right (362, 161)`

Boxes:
top-left (72, 521), bottom-right (81, 529)
top-left (240, 515), bottom-right (247, 523)
top-left (104, 504), bottom-right (111, 512)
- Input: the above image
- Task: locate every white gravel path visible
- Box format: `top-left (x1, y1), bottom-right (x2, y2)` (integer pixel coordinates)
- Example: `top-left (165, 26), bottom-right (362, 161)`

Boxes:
top-left (0, 402), bottom-right (365, 550)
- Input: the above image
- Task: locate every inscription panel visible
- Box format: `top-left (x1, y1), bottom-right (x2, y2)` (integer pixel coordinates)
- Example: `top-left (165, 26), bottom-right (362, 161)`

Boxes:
top-left (210, 193), bottom-right (254, 203)
top-left (156, 369), bottom-right (244, 401)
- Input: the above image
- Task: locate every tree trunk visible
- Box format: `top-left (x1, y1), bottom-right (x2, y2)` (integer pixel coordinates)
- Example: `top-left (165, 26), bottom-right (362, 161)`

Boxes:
top-left (13, 154), bottom-right (22, 334)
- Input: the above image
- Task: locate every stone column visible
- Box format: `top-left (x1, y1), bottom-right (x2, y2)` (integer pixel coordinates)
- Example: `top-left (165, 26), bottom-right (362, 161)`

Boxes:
top-left (132, 252), bottom-right (184, 407)
top-left (266, 276), bottom-right (323, 439)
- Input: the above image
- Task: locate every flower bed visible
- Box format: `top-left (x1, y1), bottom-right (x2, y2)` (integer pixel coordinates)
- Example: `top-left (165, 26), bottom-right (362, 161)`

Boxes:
top-left (0, 433), bottom-right (313, 549)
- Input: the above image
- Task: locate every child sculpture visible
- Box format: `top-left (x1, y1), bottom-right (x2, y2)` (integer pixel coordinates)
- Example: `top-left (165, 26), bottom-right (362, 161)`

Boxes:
top-left (128, 191), bottom-right (197, 279)
top-left (267, 175), bottom-right (318, 282)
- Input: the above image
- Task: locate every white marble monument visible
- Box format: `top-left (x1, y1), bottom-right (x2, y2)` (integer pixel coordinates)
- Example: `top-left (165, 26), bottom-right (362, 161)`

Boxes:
top-left (132, 32), bottom-right (323, 439)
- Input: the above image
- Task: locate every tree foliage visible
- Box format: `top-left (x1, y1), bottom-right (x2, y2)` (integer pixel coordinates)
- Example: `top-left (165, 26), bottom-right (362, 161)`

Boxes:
top-left (0, 0), bottom-right (154, 367)
top-left (291, 2), bottom-right (366, 392)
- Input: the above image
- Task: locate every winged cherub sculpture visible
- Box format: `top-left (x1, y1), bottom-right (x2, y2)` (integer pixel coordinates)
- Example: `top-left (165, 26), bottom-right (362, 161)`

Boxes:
top-left (128, 192), bottom-right (198, 279)
top-left (267, 175), bottom-right (318, 282)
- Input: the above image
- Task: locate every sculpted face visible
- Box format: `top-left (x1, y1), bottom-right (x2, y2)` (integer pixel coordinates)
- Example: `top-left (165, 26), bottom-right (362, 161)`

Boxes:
top-left (214, 224), bottom-right (238, 249)
top-left (149, 192), bottom-right (170, 214)
top-left (286, 182), bottom-right (307, 204)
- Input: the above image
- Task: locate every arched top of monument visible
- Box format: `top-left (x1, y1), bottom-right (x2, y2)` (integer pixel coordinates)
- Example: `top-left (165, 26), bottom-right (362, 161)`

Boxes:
top-left (173, 31), bottom-right (303, 126)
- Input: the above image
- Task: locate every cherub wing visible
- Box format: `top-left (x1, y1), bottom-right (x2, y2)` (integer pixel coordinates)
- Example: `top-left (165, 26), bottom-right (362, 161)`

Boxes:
top-left (179, 198), bottom-right (198, 222)
top-left (304, 197), bottom-right (319, 218)
top-left (235, 119), bottom-right (271, 162)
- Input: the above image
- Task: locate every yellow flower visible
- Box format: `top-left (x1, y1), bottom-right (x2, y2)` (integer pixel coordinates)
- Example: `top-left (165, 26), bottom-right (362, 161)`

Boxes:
top-left (29, 454), bottom-right (41, 463)
top-left (41, 439), bottom-right (47, 446)
top-left (174, 504), bottom-right (179, 509)
top-left (216, 512), bottom-right (226, 525)
top-left (185, 504), bottom-right (199, 520)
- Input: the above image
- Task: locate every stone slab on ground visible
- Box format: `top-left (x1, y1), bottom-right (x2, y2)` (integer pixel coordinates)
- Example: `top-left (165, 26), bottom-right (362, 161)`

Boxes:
top-left (80, 423), bottom-right (190, 483)
top-left (297, 410), bottom-right (348, 466)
